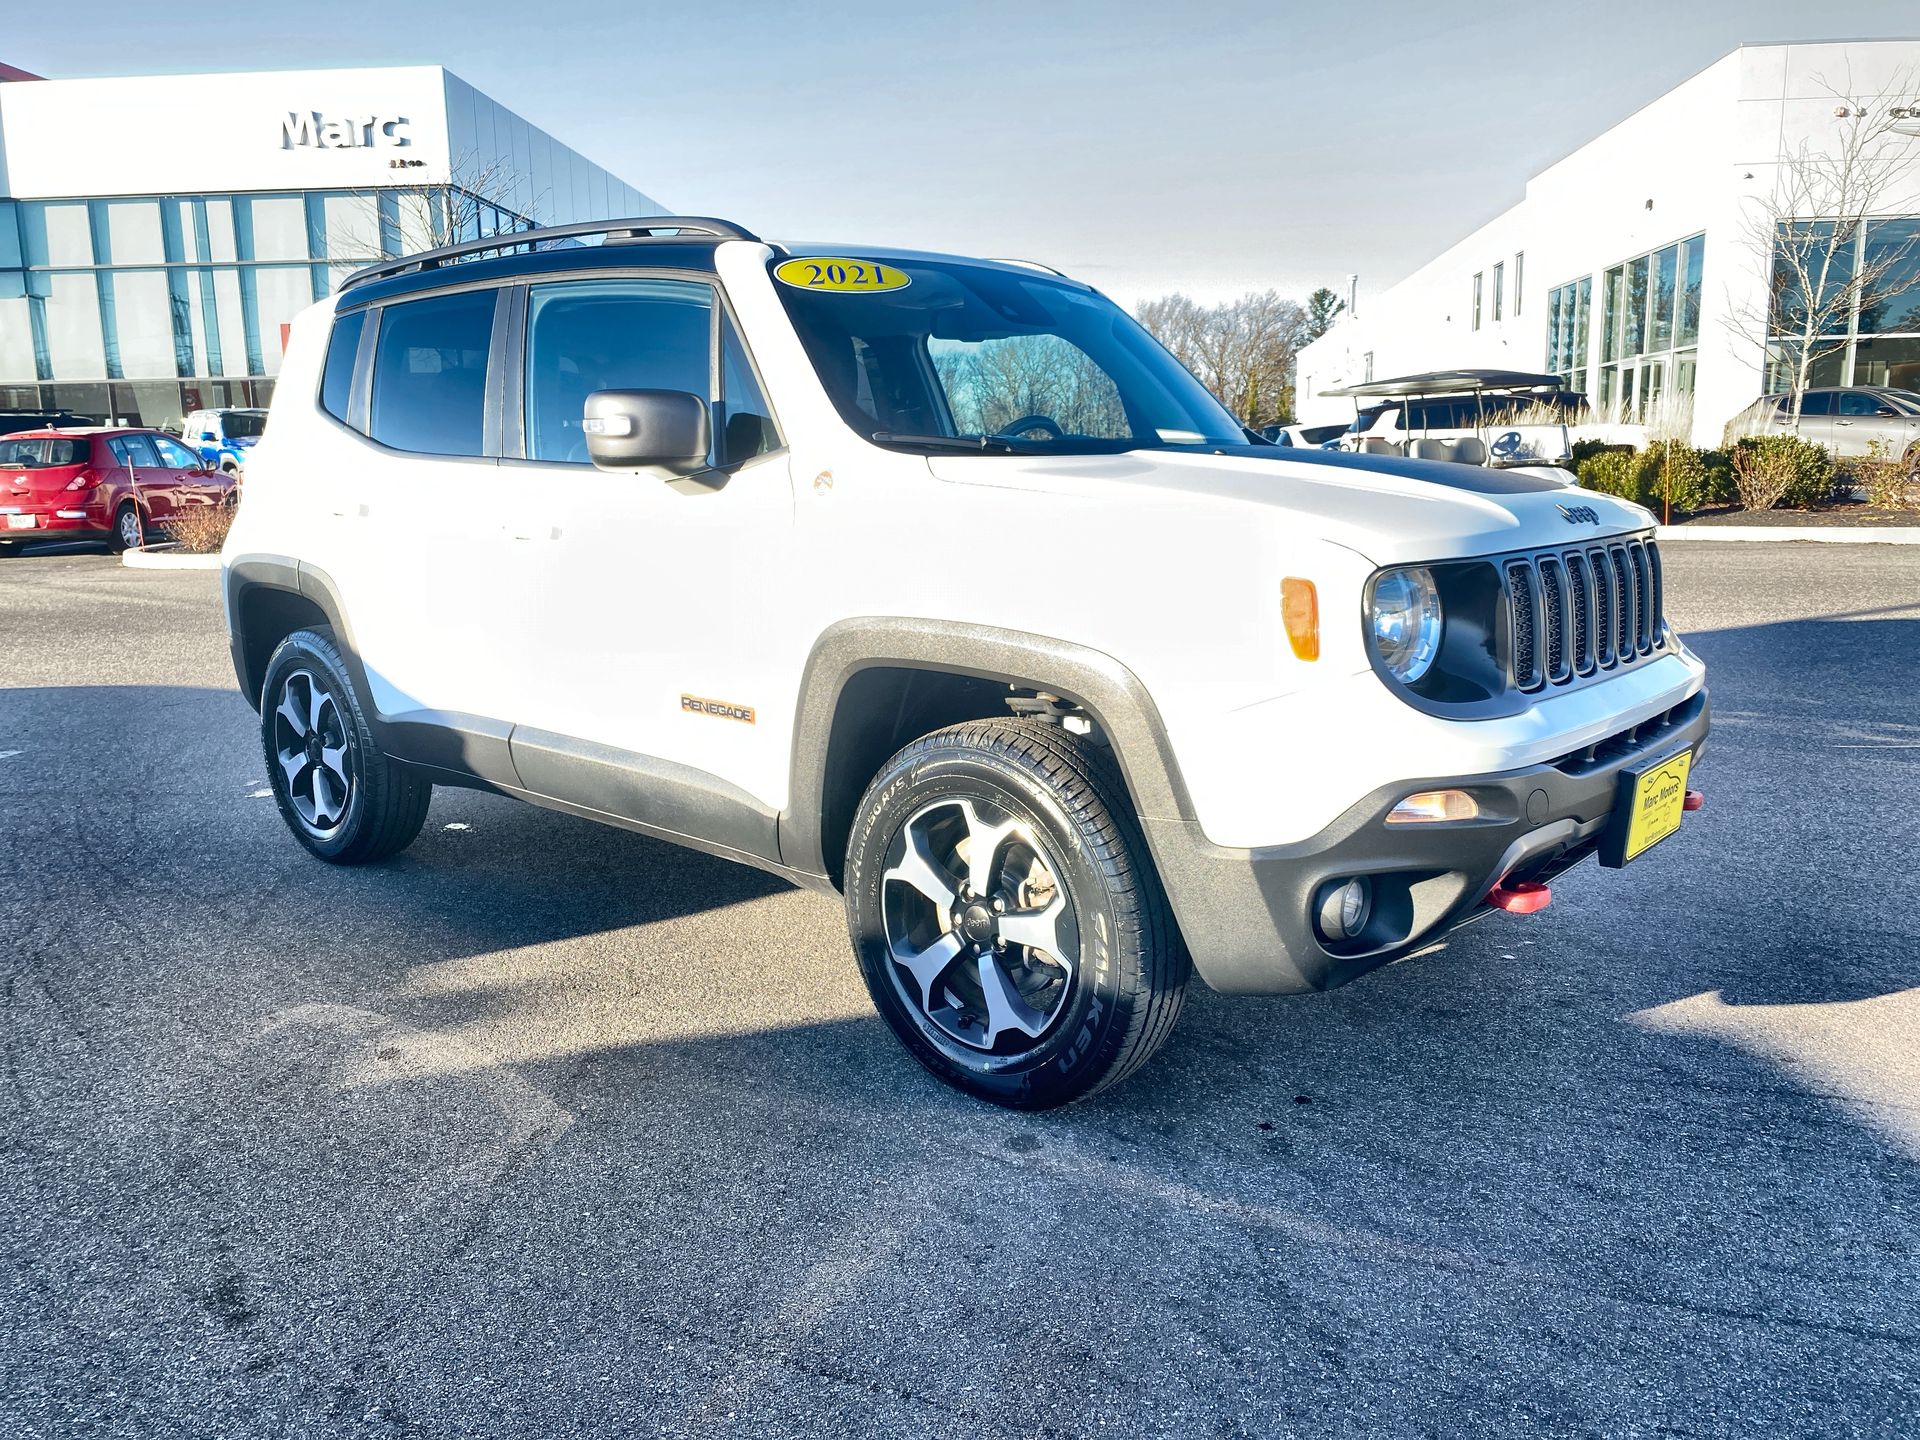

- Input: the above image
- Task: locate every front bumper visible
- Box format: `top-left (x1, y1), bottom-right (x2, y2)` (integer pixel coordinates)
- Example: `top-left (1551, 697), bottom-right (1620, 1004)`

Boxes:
top-left (1144, 688), bottom-right (1710, 994)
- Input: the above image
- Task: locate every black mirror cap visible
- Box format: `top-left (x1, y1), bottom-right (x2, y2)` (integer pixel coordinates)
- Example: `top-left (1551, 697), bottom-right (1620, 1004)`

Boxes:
top-left (584, 389), bottom-right (711, 476)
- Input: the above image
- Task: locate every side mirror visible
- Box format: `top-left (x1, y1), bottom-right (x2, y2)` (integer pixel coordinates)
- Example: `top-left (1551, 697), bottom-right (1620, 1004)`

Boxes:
top-left (1877, 406), bottom-right (1899, 417)
top-left (583, 390), bottom-right (711, 476)
top-left (198, 432), bottom-right (217, 442)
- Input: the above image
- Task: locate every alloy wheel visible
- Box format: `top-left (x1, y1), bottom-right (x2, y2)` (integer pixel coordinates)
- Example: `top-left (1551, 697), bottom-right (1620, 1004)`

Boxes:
top-left (118, 509), bottom-right (143, 549)
top-left (272, 669), bottom-right (354, 834)
top-left (880, 795), bottom-right (1079, 1054)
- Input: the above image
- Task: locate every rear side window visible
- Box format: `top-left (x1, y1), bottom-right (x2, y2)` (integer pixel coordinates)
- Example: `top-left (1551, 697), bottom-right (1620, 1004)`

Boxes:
top-left (107, 434), bottom-right (161, 467)
top-left (369, 290), bottom-right (496, 457)
top-left (524, 279), bottom-right (712, 464)
top-left (321, 310), bottom-right (366, 423)
top-left (1798, 391), bottom-right (1835, 416)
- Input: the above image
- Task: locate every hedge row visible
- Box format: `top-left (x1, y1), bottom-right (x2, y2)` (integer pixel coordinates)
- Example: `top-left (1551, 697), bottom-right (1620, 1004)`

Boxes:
top-left (1573, 435), bottom-right (1841, 512)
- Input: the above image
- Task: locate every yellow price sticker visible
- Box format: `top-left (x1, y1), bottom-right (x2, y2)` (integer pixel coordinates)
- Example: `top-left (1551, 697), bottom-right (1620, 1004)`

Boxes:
top-left (773, 257), bottom-right (910, 294)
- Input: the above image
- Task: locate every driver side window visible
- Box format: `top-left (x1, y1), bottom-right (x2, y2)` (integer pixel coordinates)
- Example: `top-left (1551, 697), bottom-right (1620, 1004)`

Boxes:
top-left (524, 279), bottom-right (713, 465)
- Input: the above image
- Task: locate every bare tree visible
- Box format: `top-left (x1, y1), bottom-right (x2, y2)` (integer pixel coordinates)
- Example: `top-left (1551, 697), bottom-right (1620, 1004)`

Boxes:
top-left (395, 151), bottom-right (543, 253)
top-left (1135, 291), bottom-right (1309, 428)
top-left (1728, 68), bottom-right (1920, 420)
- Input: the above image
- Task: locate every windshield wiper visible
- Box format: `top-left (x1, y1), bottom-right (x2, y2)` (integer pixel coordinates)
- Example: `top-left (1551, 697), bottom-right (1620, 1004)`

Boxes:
top-left (871, 431), bottom-right (1020, 453)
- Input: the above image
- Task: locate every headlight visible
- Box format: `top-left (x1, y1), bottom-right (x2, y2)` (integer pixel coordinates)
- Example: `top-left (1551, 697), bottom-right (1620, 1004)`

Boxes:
top-left (1368, 566), bottom-right (1443, 684)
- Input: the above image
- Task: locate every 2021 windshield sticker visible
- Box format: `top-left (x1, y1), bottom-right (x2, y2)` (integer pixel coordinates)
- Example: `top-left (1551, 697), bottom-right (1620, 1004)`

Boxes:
top-left (773, 257), bottom-right (910, 293)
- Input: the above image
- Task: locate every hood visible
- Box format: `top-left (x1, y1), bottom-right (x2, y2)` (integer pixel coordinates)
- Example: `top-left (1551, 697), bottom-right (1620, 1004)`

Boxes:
top-left (925, 447), bottom-right (1652, 565)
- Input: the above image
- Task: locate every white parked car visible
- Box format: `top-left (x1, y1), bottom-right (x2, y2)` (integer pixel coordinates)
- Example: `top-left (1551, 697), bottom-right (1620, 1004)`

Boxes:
top-left (222, 217), bottom-right (1709, 1107)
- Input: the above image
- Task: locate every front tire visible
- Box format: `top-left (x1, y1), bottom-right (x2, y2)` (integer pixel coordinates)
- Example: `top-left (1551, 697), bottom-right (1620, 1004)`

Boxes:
top-left (259, 627), bottom-right (431, 864)
top-left (844, 719), bottom-right (1189, 1108)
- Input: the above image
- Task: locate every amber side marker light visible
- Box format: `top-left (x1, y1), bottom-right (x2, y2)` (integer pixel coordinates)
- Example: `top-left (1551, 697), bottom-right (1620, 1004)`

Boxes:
top-left (1387, 789), bottom-right (1480, 824)
top-left (1281, 577), bottom-right (1319, 661)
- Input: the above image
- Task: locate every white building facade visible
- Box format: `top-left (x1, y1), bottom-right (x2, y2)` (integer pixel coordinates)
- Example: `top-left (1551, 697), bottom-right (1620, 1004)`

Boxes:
top-left (0, 64), bottom-right (660, 425)
top-left (1297, 40), bottom-right (1920, 449)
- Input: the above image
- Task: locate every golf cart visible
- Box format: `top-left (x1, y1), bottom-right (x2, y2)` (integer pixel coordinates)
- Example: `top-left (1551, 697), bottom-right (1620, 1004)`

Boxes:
top-left (1321, 369), bottom-right (1584, 477)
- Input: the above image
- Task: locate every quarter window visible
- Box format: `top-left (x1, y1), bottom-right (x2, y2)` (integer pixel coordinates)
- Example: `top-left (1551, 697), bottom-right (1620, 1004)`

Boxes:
top-left (719, 314), bottom-right (779, 465)
top-left (369, 289), bottom-right (497, 457)
top-left (321, 309), bottom-right (366, 424)
top-left (524, 279), bottom-right (712, 464)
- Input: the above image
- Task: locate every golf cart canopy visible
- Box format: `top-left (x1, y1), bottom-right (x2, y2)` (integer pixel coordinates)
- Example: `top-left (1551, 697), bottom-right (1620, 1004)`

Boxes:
top-left (1321, 369), bottom-right (1566, 399)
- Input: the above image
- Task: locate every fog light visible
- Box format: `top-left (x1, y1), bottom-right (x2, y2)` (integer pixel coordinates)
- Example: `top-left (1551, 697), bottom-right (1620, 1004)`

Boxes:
top-left (1386, 789), bottom-right (1479, 824)
top-left (1315, 876), bottom-right (1372, 942)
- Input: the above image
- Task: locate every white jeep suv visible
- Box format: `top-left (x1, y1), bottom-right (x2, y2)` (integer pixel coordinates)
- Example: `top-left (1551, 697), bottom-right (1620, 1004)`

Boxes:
top-left (222, 217), bottom-right (1709, 1108)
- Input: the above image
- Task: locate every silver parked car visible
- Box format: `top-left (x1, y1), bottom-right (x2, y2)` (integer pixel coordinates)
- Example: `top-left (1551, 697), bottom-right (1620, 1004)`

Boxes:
top-left (1728, 386), bottom-right (1920, 460)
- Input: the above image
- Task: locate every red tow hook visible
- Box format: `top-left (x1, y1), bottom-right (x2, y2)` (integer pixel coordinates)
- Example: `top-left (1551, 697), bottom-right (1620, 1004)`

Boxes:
top-left (1488, 879), bottom-right (1552, 914)
top-left (1684, 789), bottom-right (1704, 811)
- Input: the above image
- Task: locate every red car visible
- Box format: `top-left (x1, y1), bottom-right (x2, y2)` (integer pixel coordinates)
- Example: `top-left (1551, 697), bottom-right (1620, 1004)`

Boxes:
top-left (0, 427), bottom-right (236, 555)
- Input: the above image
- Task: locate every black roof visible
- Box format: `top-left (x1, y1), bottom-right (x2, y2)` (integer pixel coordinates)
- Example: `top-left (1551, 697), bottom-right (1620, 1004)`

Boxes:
top-left (338, 216), bottom-right (756, 306)
top-left (1322, 368), bottom-right (1567, 399)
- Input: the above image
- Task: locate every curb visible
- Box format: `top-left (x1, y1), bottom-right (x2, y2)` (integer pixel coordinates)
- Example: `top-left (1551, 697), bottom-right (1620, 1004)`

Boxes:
top-left (1656, 524), bottom-right (1920, 545)
top-left (121, 548), bottom-right (223, 570)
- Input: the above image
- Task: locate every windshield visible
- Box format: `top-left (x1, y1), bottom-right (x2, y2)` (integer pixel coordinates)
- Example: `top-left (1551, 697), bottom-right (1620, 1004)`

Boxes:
top-left (222, 410), bottom-right (269, 439)
top-left (0, 437), bottom-right (85, 467)
top-left (773, 257), bottom-right (1245, 454)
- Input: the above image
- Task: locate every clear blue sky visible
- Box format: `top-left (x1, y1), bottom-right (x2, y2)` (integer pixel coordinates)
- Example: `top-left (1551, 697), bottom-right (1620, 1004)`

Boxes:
top-left (8, 2), bottom-right (1916, 306)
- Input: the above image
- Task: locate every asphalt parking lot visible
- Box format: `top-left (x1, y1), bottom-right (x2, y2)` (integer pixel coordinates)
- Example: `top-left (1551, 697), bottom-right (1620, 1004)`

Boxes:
top-left (2, 542), bottom-right (1917, 1438)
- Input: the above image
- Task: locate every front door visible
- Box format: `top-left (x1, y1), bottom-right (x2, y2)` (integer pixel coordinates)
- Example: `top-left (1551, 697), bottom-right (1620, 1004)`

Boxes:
top-left (503, 274), bottom-right (797, 810)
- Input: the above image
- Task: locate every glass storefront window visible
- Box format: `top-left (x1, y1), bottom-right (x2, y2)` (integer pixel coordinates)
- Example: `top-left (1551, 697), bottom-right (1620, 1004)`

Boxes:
top-left (320, 193), bottom-right (382, 262)
top-left (2, 185), bottom-right (530, 395)
top-left (240, 195), bottom-right (308, 262)
top-left (1850, 336), bottom-right (1920, 390)
top-left (43, 272), bottom-right (106, 377)
top-left (105, 201), bottom-right (166, 265)
top-left (1625, 256), bottom-right (1648, 358)
top-left (1650, 245), bottom-right (1677, 351)
top-left (249, 266), bottom-right (322, 376)
top-left (1861, 219), bottom-right (1920, 335)
top-left (1677, 236), bottom-right (1703, 347)
top-left (204, 199), bottom-right (238, 263)
top-left (106, 270), bottom-right (178, 378)
top-left (25, 202), bottom-right (93, 267)
top-left (1771, 221), bottom-right (1855, 338)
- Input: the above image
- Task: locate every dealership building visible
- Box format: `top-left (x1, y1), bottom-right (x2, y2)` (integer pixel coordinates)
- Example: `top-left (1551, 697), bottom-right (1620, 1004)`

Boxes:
top-left (0, 63), bottom-right (660, 426)
top-left (1296, 39), bottom-right (1920, 449)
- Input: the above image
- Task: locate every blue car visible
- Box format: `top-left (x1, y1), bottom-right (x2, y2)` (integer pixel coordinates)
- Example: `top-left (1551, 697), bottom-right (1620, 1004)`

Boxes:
top-left (182, 407), bottom-right (268, 474)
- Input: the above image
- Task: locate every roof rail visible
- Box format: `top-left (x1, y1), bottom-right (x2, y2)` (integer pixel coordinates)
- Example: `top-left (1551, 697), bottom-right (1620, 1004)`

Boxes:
top-left (340, 216), bottom-right (760, 290)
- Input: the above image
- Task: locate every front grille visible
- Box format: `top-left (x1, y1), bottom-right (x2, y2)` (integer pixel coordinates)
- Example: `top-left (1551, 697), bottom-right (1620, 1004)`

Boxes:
top-left (1505, 535), bottom-right (1665, 693)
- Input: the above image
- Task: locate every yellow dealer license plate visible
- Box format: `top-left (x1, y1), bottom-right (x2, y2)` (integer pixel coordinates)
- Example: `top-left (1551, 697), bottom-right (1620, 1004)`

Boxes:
top-left (1607, 749), bottom-right (1692, 867)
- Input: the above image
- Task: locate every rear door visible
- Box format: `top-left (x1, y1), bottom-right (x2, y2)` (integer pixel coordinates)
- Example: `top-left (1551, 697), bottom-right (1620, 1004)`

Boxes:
top-left (348, 284), bottom-right (525, 724)
top-left (1788, 390), bottom-right (1836, 450)
top-left (104, 434), bottom-right (170, 523)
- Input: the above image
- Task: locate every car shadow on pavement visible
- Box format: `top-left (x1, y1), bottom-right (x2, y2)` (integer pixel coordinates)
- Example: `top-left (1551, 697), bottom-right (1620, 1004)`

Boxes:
top-left (4, 654), bottom-right (1918, 1436)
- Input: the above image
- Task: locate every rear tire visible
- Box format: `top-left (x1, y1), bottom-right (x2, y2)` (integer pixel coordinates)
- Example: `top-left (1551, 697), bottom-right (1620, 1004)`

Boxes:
top-left (259, 627), bottom-right (431, 865)
top-left (844, 719), bottom-right (1188, 1109)
top-left (107, 503), bottom-right (143, 553)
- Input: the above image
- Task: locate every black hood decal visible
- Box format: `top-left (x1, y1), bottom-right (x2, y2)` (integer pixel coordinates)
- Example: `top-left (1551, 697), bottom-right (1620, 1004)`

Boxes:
top-left (1230, 443), bottom-right (1573, 495)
